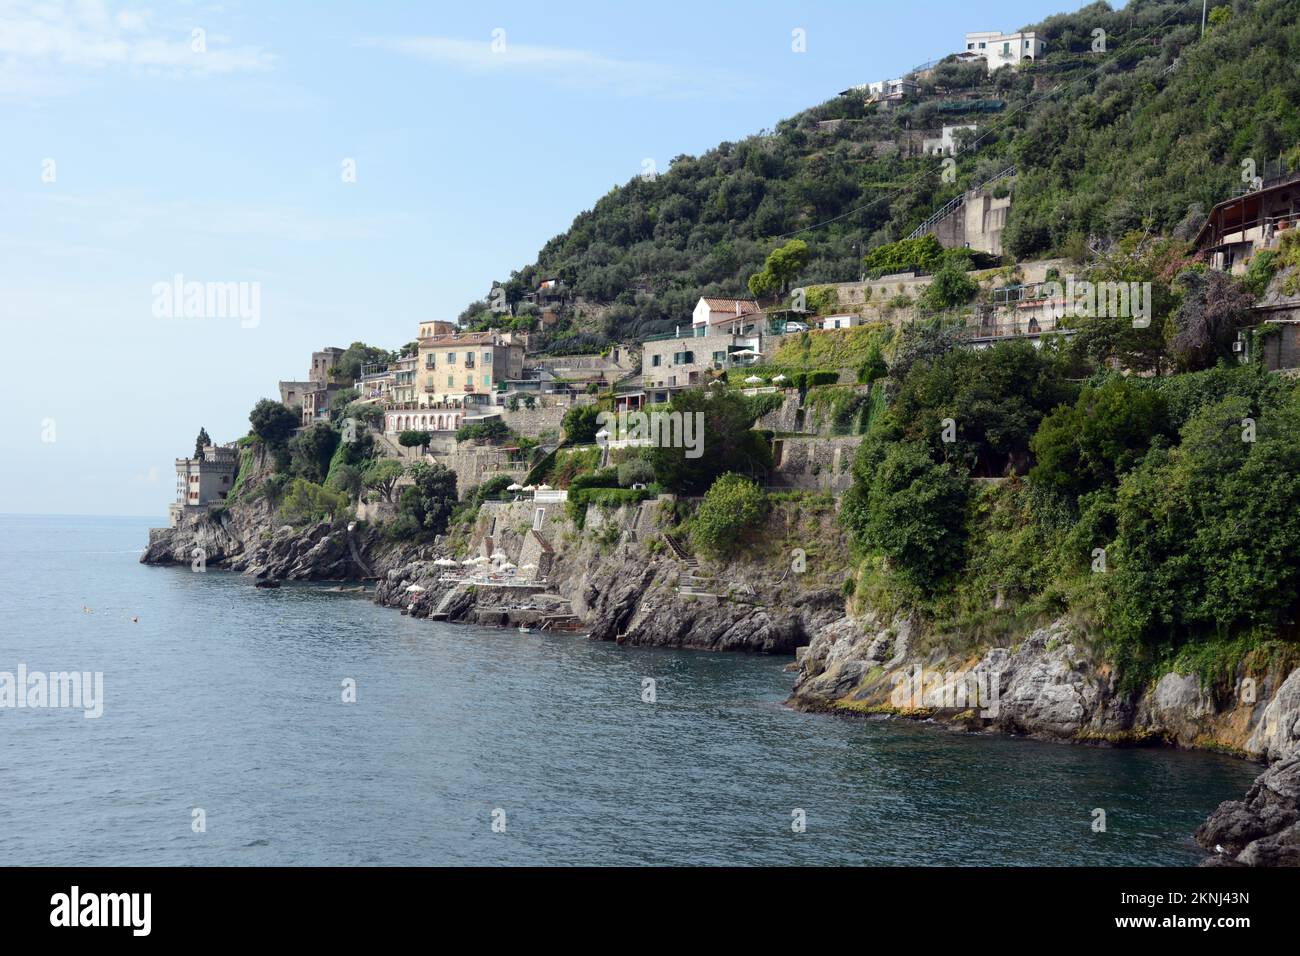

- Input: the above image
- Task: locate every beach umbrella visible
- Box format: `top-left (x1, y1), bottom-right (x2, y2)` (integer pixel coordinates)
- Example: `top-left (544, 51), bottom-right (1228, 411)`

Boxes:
top-left (744, 375), bottom-right (763, 384)
top-left (405, 584), bottom-right (426, 593)
top-left (523, 484), bottom-right (537, 492)
top-left (708, 379), bottom-right (725, 387)
top-left (507, 483), bottom-right (523, 491)
top-left (499, 562), bottom-right (516, 571)
top-left (537, 483), bottom-right (552, 491)
top-left (772, 374), bottom-right (788, 383)
top-left (434, 558), bottom-right (457, 567)
top-left (520, 563), bottom-right (537, 571)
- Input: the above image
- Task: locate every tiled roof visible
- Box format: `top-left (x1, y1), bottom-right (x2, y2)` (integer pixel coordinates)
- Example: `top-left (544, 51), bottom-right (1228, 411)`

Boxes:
top-left (699, 297), bottom-right (759, 314)
top-left (419, 332), bottom-right (499, 347)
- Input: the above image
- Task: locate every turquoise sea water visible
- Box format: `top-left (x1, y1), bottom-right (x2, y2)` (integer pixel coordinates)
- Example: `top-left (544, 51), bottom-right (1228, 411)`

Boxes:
top-left (0, 514), bottom-right (1259, 865)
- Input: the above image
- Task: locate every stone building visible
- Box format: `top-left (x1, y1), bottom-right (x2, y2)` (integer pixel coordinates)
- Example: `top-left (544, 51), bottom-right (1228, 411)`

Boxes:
top-left (170, 443), bottom-right (240, 527)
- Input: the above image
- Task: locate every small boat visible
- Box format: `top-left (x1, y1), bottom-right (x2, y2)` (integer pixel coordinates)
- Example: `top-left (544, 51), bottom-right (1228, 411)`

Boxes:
top-left (254, 579), bottom-right (281, 589)
top-left (517, 625), bottom-right (532, 634)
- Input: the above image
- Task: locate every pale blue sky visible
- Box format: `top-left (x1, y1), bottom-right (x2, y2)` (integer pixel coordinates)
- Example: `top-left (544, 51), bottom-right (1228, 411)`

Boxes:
top-left (2, 0), bottom-right (1073, 516)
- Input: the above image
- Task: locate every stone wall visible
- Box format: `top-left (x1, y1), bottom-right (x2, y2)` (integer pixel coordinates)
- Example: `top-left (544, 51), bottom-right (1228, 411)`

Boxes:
top-left (436, 444), bottom-right (530, 498)
top-left (497, 402), bottom-right (569, 437)
top-left (755, 386), bottom-right (871, 437)
top-left (770, 435), bottom-right (862, 493)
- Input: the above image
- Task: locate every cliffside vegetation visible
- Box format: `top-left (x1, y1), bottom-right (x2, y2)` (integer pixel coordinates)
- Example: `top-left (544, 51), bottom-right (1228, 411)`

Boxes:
top-left (455, 0), bottom-right (1300, 349)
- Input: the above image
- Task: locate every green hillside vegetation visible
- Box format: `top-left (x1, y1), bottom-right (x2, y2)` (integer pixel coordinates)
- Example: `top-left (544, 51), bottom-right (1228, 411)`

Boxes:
top-left (455, 0), bottom-right (1299, 351)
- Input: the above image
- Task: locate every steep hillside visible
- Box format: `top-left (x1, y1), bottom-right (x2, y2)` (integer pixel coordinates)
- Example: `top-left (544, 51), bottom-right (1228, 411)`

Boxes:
top-left (459, 0), bottom-right (1300, 346)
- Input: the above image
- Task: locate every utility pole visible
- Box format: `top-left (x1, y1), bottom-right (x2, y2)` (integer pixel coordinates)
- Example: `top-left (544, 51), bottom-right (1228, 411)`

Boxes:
top-left (1202, 0), bottom-right (1207, 36)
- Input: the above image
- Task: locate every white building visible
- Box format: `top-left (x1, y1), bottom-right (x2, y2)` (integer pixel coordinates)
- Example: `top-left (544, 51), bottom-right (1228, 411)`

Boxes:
top-left (964, 31), bottom-right (1043, 73)
top-left (923, 124), bottom-right (977, 156)
top-left (818, 314), bottom-right (861, 331)
top-left (866, 77), bottom-right (919, 104)
top-left (692, 297), bottom-right (760, 334)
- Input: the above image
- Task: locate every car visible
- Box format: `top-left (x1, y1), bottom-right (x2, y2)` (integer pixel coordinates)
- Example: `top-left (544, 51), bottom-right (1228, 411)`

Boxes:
top-left (784, 321), bottom-right (810, 333)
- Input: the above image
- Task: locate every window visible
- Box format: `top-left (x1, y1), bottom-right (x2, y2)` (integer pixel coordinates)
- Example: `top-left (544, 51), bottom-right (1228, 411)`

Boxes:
top-left (978, 41), bottom-right (985, 48)
top-left (651, 355), bottom-right (661, 367)
top-left (483, 352), bottom-right (492, 364)
top-left (967, 42), bottom-right (974, 50)
top-left (1002, 42), bottom-right (1010, 55)
top-left (713, 351), bottom-right (726, 363)
top-left (426, 355), bottom-right (436, 368)
top-left (447, 352), bottom-right (456, 363)
top-left (482, 373), bottom-right (490, 386)
top-left (447, 374), bottom-right (454, 387)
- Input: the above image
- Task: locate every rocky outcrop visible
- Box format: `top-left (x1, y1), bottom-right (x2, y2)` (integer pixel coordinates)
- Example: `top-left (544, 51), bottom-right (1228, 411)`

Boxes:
top-left (1197, 756), bottom-right (1300, 867)
top-left (790, 612), bottom-right (1298, 752)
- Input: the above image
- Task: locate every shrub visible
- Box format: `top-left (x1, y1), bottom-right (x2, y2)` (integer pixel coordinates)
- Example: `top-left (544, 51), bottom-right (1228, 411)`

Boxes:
top-left (455, 419), bottom-right (511, 444)
top-left (617, 458), bottom-right (656, 487)
top-left (279, 478), bottom-right (349, 525)
top-left (693, 474), bottom-right (768, 557)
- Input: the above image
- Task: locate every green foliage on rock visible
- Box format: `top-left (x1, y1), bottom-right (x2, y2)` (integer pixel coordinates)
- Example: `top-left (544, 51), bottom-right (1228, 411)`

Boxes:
top-left (693, 473), bottom-right (768, 557)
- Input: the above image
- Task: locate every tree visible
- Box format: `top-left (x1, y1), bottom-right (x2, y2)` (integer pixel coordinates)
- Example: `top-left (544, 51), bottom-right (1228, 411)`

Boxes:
top-left (920, 256), bottom-right (978, 310)
top-left (401, 461), bottom-right (458, 535)
top-left (561, 404), bottom-right (602, 444)
top-left (398, 430), bottom-right (432, 450)
top-left (1029, 377), bottom-right (1170, 498)
top-left (289, 423), bottom-right (339, 485)
top-left (1170, 268), bottom-right (1252, 371)
top-left (334, 342), bottom-right (391, 384)
top-left (747, 239), bottom-right (809, 297)
top-left (693, 474), bottom-right (768, 556)
top-left (852, 440), bottom-right (969, 594)
top-left (193, 427), bottom-right (211, 459)
top-left (328, 463), bottom-right (364, 498)
top-left (363, 458), bottom-right (405, 504)
top-left (648, 389), bottom-right (772, 493)
top-left (249, 400), bottom-right (299, 449)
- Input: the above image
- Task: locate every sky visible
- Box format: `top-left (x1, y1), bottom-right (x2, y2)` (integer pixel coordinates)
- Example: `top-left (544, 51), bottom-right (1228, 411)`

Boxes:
top-left (1, 0), bottom-right (1078, 517)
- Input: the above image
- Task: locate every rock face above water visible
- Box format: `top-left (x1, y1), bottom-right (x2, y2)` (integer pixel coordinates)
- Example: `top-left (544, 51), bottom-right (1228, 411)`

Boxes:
top-left (1196, 756), bottom-right (1300, 867)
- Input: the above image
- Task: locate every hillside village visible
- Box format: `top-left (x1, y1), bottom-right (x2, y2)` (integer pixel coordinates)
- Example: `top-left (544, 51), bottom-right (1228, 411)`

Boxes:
top-left (140, 2), bottom-right (1300, 864)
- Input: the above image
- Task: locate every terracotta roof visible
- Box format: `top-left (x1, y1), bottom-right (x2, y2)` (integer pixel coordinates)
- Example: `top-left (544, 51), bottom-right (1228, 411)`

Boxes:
top-left (699, 297), bottom-right (759, 315)
top-left (418, 332), bottom-right (500, 347)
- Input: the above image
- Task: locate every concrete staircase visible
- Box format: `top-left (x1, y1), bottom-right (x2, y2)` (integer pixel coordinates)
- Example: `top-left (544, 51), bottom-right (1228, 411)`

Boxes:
top-left (663, 533), bottom-right (716, 597)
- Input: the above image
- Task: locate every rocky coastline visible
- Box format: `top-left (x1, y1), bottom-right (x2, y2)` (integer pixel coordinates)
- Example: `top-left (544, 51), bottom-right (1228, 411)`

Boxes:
top-left (142, 479), bottom-right (1300, 866)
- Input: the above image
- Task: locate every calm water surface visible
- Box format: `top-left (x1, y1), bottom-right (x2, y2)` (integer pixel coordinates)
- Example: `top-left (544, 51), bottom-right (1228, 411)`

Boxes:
top-left (0, 514), bottom-right (1259, 865)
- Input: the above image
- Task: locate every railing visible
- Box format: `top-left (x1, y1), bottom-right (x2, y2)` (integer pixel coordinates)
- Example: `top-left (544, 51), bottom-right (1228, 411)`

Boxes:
top-left (905, 165), bottom-right (1016, 241)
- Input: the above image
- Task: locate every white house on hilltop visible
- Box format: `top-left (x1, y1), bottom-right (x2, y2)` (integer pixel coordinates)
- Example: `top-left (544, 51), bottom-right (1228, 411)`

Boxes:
top-left (964, 30), bottom-right (1043, 73)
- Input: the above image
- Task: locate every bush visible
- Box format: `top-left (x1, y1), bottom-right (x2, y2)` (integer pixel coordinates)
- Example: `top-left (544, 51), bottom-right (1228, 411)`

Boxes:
top-left (693, 474), bottom-right (768, 557)
top-left (279, 478), bottom-right (349, 525)
top-left (844, 440), bottom-right (969, 594)
top-left (617, 458), bottom-right (656, 487)
top-left (455, 419), bottom-right (511, 444)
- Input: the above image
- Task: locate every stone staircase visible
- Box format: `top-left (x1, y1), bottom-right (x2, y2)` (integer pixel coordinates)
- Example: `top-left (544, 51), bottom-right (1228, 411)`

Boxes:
top-left (663, 533), bottom-right (716, 597)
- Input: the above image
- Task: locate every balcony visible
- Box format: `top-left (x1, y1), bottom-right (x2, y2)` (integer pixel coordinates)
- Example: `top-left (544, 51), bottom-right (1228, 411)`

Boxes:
top-left (423, 384), bottom-right (438, 393)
